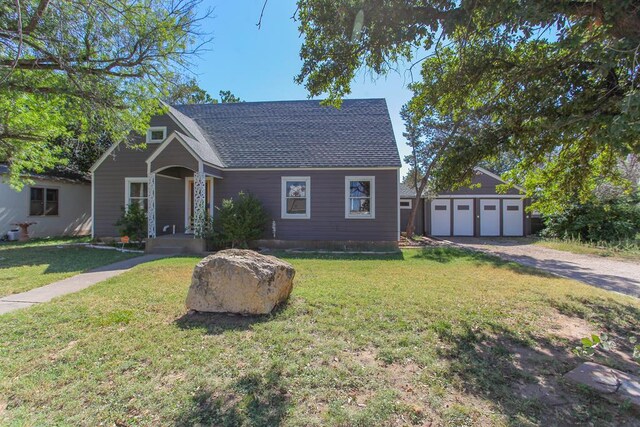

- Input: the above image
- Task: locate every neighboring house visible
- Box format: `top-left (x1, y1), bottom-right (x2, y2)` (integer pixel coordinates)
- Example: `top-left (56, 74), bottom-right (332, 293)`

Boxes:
top-left (400, 167), bottom-right (533, 237)
top-left (0, 165), bottom-right (91, 238)
top-left (90, 99), bottom-right (402, 251)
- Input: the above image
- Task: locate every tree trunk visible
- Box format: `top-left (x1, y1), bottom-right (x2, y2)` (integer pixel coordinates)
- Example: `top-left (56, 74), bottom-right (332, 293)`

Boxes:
top-left (405, 179), bottom-right (429, 239)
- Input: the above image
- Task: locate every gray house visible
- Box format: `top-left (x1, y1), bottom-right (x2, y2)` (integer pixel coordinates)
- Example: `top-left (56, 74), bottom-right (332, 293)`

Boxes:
top-left (90, 99), bottom-right (402, 251)
top-left (400, 167), bottom-right (534, 237)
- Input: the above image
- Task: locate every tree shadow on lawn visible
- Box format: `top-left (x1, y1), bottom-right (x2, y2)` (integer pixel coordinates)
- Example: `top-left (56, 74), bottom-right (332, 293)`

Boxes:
top-left (549, 294), bottom-right (640, 367)
top-left (480, 250), bottom-right (640, 298)
top-left (175, 363), bottom-right (291, 427)
top-left (0, 246), bottom-right (96, 274)
top-left (0, 246), bottom-right (137, 276)
top-left (431, 314), bottom-right (637, 426)
top-left (411, 247), bottom-right (557, 278)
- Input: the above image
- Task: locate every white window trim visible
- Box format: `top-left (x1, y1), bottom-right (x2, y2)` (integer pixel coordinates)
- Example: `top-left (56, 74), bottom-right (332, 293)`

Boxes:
top-left (345, 176), bottom-right (375, 219)
top-left (281, 176), bottom-right (311, 219)
top-left (124, 177), bottom-right (149, 209)
top-left (146, 126), bottom-right (167, 144)
top-left (400, 199), bottom-right (412, 209)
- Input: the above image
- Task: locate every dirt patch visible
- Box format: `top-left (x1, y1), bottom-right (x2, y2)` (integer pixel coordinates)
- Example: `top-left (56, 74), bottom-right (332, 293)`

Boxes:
top-left (399, 236), bottom-right (447, 248)
top-left (546, 311), bottom-right (595, 342)
top-left (48, 340), bottom-right (78, 362)
top-left (545, 311), bottom-right (639, 373)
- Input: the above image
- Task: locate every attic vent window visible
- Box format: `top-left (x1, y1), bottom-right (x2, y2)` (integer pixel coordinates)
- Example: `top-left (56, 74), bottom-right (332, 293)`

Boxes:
top-left (147, 126), bottom-right (167, 144)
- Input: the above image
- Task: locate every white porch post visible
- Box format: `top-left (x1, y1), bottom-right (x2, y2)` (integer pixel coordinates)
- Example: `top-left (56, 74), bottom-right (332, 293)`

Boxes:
top-left (147, 172), bottom-right (156, 238)
top-left (193, 171), bottom-right (206, 238)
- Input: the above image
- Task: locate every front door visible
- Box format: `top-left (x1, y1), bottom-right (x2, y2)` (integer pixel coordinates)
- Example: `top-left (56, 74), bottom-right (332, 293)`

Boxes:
top-left (186, 177), bottom-right (213, 233)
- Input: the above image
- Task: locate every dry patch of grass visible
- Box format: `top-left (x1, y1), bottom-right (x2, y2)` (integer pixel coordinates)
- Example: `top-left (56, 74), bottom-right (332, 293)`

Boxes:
top-left (535, 238), bottom-right (640, 262)
top-left (0, 248), bottom-right (638, 426)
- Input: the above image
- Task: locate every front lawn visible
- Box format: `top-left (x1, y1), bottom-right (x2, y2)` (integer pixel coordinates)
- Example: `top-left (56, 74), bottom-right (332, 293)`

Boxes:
top-left (1, 248), bottom-right (638, 426)
top-left (0, 241), bottom-right (139, 297)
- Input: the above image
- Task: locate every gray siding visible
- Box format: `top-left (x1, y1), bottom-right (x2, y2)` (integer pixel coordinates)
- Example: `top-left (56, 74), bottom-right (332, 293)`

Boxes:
top-left (215, 169), bottom-right (399, 242)
top-left (93, 114), bottom-right (182, 237)
top-left (150, 139), bottom-right (198, 172)
top-left (156, 175), bottom-right (185, 234)
top-left (399, 198), bottom-right (425, 235)
top-left (203, 164), bottom-right (224, 178)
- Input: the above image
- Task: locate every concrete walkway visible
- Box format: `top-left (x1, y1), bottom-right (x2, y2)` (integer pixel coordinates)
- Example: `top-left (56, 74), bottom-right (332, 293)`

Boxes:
top-left (0, 254), bottom-right (166, 315)
top-left (446, 238), bottom-right (640, 298)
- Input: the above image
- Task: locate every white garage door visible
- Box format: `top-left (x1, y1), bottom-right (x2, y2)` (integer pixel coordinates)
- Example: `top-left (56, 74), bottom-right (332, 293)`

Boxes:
top-left (431, 200), bottom-right (451, 236)
top-left (503, 199), bottom-right (524, 236)
top-left (453, 199), bottom-right (474, 236)
top-left (480, 199), bottom-right (500, 236)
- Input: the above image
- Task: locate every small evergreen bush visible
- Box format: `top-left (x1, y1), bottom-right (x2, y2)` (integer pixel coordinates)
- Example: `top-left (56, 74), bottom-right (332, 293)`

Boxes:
top-left (115, 203), bottom-right (147, 247)
top-left (211, 192), bottom-right (269, 248)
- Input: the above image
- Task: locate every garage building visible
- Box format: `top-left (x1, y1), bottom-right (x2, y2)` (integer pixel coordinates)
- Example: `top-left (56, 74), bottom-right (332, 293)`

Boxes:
top-left (400, 167), bottom-right (532, 237)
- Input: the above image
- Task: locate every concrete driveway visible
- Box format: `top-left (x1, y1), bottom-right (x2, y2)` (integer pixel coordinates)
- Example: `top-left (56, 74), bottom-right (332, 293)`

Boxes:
top-left (445, 237), bottom-right (640, 298)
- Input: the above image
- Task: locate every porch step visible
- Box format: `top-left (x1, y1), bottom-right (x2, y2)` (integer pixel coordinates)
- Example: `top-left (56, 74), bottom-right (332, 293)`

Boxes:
top-left (145, 235), bottom-right (206, 255)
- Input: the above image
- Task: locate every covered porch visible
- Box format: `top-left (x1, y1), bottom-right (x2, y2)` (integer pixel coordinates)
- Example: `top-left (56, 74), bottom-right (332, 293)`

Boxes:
top-left (144, 132), bottom-right (224, 253)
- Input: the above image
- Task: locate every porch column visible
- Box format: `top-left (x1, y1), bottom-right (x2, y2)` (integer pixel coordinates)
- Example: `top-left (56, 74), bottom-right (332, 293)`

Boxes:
top-left (147, 172), bottom-right (156, 238)
top-left (193, 171), bottom-right (206, 237)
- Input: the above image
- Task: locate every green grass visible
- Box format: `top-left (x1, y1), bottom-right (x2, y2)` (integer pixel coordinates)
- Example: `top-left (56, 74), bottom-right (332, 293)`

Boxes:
top-left (0, 248), bottom-right (638, 426)
top-left (0, 241), bottom-right (139, 297)
top-left (535, 237), bottom-right (640, 261)
top-left (0, 235), bottom-right (92, 248)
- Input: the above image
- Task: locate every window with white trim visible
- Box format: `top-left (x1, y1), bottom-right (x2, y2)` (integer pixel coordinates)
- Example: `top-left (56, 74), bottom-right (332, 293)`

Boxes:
top-left (146, 126), bottom-right (167, 144)
top-left (29, 187), bottom-right (59, 216)
top-left (345, 176), bottom-right (375, 219)
top-left (125, 178), bottom-right (149, 211)
top-left (400, 199), bottom-right (412, 209)
top-left (281, 177), bottom-right (310, 219)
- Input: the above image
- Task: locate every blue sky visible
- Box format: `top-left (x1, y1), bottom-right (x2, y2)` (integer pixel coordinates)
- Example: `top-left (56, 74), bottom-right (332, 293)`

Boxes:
top-left (191, 0), bottom-right (413, 174)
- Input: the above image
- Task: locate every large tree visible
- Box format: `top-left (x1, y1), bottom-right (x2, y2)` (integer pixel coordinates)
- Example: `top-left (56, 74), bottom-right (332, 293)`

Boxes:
top-left (164, 77), bottom-right (243, 105)
top-left (295, 0), bottom-right (640, 214)
top-left (0, 0), bottom-right (210, 188)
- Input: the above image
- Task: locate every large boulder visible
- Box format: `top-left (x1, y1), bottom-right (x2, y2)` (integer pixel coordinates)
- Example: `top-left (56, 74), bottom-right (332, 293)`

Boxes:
top-left (186, 249), bottom-right (295, 315)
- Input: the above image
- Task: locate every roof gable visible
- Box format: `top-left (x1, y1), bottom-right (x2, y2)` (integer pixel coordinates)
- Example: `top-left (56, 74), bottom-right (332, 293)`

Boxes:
top-left (165, 104), bottom-right (224, 167)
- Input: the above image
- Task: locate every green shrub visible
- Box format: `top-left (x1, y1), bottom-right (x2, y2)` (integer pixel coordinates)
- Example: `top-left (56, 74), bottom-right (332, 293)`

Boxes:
top-left (541, 197), bottom-right (640, 242)
top-left (115, 203), bottom-right (147, 247)
top-left (212, 192), bottom-right (269, 248)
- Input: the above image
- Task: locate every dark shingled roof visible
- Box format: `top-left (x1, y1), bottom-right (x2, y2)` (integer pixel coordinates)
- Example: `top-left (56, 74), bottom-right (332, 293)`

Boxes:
top-left (399, 183), bottom-right (417, 198)
top-left (0, 164), bottom-right (89, 183)
top-left (172, 99), bottom-right (401, 168)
